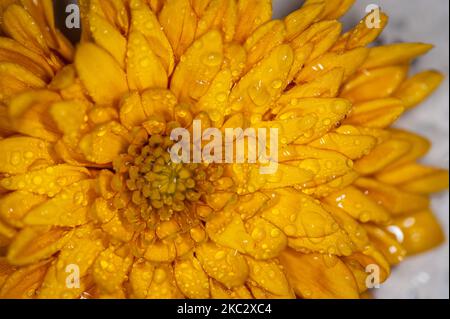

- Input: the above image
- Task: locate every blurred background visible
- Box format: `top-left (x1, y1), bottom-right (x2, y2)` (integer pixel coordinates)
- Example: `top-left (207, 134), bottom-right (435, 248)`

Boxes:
top-left (55, 0), bottom-right (450, 299)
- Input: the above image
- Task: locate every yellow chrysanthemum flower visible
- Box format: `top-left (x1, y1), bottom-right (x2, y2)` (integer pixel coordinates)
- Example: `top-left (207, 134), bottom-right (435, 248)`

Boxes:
top-left (0, 0), bottom-right (448, 299)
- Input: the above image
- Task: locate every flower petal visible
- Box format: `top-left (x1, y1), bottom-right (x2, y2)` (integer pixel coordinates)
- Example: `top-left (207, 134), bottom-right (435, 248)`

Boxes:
top-left (23, 180), bottom-right (96, 227)
top-left (391, 209), bottom-right (444, 255)
top-left (171, 30), bottom-right (223, 103)
top-left (0, 136), bottom-right (55, 174)
top-left (361, 43), bottom-right (433, 69)
top-left (196, 241), bottom-right (249, 288)
top-left (130, 0), bottom-right (175, 74)
top-left (75, 43), bottom-right (128, 106)
top-left (175, 255), bottom-right (210, 299)
top-left (230, 44), bottom-right (293, 120)
top-left (0, 191), bottom-right (46, 228)
top-left (129, 260), bottom-right (154, 298)
top-left (280, 249), bottom-right (359, 299)
top-left (245, 257), bottom-right (294, 298)
top-left (296, 47), bottom-right (369, 83)
top-left (355, 177), bottom-right (429, 215)
top-left (394, 70), bottom-right (444, 109)
top-left (325, 186), bottom-right (391, 224)
top-left (147, 264), bottom-right (183, 298)
top-left (345, 98), bottom-right (405, 129)
top-left (0, 164), bottom-right (90, 197)
top-left (158, 0), bottom-right (197, 59)
top-left (341, 66), bottom-right (409, 103)
top-left (234, 0), bottom-right (272, 43)
top-left (7, 226), bottom-right (70, 266)
top-left (93, 246), bottom-right (133, 295)
top-left (0, 259), bottom-right (50, 298)
top-left (126, 30), bottom-right (168, 91)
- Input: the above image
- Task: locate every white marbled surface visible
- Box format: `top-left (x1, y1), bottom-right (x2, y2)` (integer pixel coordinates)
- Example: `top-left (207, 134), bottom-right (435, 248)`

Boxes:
top-left (273, 0), bottom-right (450, 299)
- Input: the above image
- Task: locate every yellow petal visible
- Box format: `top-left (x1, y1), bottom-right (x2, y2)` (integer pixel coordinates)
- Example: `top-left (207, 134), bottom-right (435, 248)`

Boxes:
top-left (38, 224), bottom-right (105, 298)
top-left (364, 224), bottom-right (406, 265)
top-left (209, 279), bottom-right (253, 299)
top-left (126, 30), bottom-right (168, 91)
top-left (0, 61), bottom-right (46, 100)
top-left (284, 3), bottom-right (325, 41)
top-left (304, 0), bottom-right (356, 20)
top-left (332, 12), bottom-right (388, 51)
top-left (129, 260), bottom-right (154, 299)
top-left (0, 164), bottom-right (90, 197)
top-left (75, 43), bottom-right (128, 106)
top-left (383, 129), bottom-right (431, 169)
top-left (101, 213), bottom-right (134, 242)
top-left (342, 245), bottom-right (390, 292)
top-left (223, 42), bottom-right (247, 82)
top-left (171, 30), bottom-right (223, 103)
top-left (0, 37), bottom-right (54, 81)
top-left (379, 164), bottom-right (449, 194)
top-left (291, 20), bottom-right (342, 62)
top-left (281, 68), bottom-right (344, 102)
top-left (280, 249), bottom-right (359, 299)
top-left (278, 145), bottom-right (354, 186)
top-left (296, 47), bottom-right (369, 83)
top-left (354, 177), bottom-right (430, 215)
top-left (206, 211), bottom-right (254, 254)
top-left (361, 43), bottom-right (433, 69)
top-left (276, 98), bottom-right (352, 144)
top-left (246, 257), bottom-right (294, 298)
top-left (309, 128), bottom-right (377, 160)
top-left (194, 68), bottom-right (232, 126)
top-left (230, 44), bottom-right (293, 119)
top-left (244, 20), bottom-right (286, 70)
top-left (175, 255), bottom-right (210, 299)
top-left (354, 138), bottom-right (412, 175)
top-left (7, 89), bottom-right (61, 142)
top-left (119, 92), bottom-right (147, 130)
top-left (23, 180), bottom-right (96, 227)
top-left (196, 241), bottom-right (249, 288)
top-left (0, 190), bottom-right (46, 228)
top-left (324, 203), bottom-right (370, 250)
top-left (394, 70), bottom-right (444, 109)
top-left (345, 98), bottom-right (405, 128)
top-left (0, 257), bottom-right (16, 288)
top-left (0, 259), bottom-right (50, 298)
top-left (130, 0), bottom-right (175, 74)
top-left (390, 209), bottom-right (444, 255)
top-left (89, 13), bottom-right (127, 67)
top-left (147, 264), bottom-right (183, 298)
top-left (234, 0), bottom-right (272, 43)
top-left (158, 0), bottom-right (197, 59)
top-left (341, 66), bottom-right (409, 103)
top-left (0, 103), bottom-right (14, 136)
top-left (2, 4), bottom-right (49, 56)
top-left (325, 186), bottom-right (391, 224)
top-left (302, 171), bottom-right (359, 198)
top-left (144, 239), bottom-right (177, 262)
top-left (196, 0), bottom-right (237, 43)
top-left (244, 217), bottom-right (287, 259)
top-left (261, 188), bottom-right (340, 238)
top-left (79, 121), bottom-right (129, 164)
top-left (93, 246), bottom-right (133, 295)
top-left (7, 226), bottom-right (69, 266)
top-left (49, 100), bottom-right (88, 146)
top-left (0, 136), bottom-right (55, 174)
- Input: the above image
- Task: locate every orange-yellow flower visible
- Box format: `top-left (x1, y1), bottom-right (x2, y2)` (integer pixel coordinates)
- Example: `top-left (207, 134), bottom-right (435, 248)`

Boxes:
top-left (0, 0), bottom-right (448, 299)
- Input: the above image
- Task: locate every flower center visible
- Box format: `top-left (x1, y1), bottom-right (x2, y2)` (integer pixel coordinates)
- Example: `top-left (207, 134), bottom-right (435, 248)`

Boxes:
top-left (115, 133), bottom-right (223, 221)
